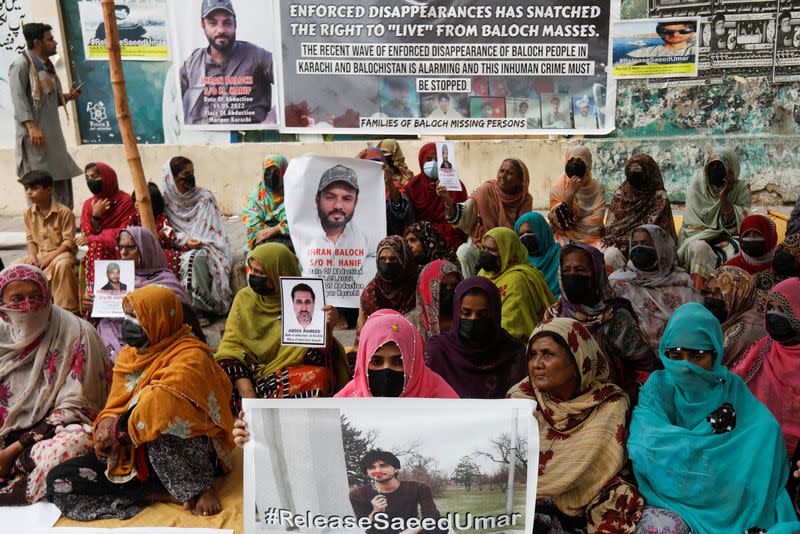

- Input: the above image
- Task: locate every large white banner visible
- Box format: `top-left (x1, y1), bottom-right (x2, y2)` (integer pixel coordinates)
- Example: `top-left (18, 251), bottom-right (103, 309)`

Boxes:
top-left (285, 155), bottom-right (386, 309)
top-left (243, 398), bottom-right (538, 534)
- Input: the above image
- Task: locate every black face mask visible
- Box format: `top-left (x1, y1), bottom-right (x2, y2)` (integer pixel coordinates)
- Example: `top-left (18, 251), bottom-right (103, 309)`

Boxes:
top-left (413, 251), bottom-right (428, 266)
top-left (87, 179), bottom-right (103, 195)
top-left (765, 310), bottom-right (800, 345)
top-left (121, 316), bottom-right (149, 349)
top-left (265, 169), bottom-right (282, 191)
top-left (248, 274), bottom-right (273, 296)
top-left (439, 288), bottom-right (455, 317)
top-left (477, 251), bottom-right (500, 272)
top-left (772, 251), bottom-right (798, 277)
top-left (626, 169), bottom-right (646, 189)
top-left (704, 297), bottom-right (729, 324)
top-left (561, 274), bottom-right (595, 305)
top-left (629, 245), bottom-right (659, 271)
top-left (178, 174), bottom-right (196, 189)
top-left (458, 317), bottom-right (494, 344)
top-left (740, 238), bottom-right (766, 258)
top-left (707, 163), bottom-right (727, 188)
top-left (377, 261), bottom-right (403, 281)
top-left (368, 369), bottom-right (405, 397)
top-left (520, 233), bottom-right (539, 257)
top-left (565, 159), bottom-right (587, 179)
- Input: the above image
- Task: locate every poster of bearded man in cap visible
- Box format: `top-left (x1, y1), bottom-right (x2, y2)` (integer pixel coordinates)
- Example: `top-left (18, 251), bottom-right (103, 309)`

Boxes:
top-left (285, 155), bottom-right (386, 308)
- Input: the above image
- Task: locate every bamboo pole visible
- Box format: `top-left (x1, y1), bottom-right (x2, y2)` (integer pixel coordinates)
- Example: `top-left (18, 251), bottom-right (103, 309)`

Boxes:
top-left (100, 0), bottom-right (156, 236)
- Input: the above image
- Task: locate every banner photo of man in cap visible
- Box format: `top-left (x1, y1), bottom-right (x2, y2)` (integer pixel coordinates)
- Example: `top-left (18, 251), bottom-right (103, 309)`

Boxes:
top-left (285, 155), bottom-right (386, 308)
top-left (169, 0), bottom-right (279, 129)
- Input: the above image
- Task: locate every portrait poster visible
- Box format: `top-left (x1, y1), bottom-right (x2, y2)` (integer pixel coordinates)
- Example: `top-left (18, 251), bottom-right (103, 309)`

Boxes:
top-left (243, 398), bottom-right (538, 534)
top-left (774, 0), bottom-right (800, 82)
top-left (77, 0), bottom-right (169, 61)
top-left (611, 18), bottom-right (700, 78)
top-left (284, 155), bottom-right (386, 308)
top-left (280, 277), bottom-right (326, 348)
top-left (92, 260), bottom-right (135, 318)
top-left (169, 0), bottom-right (280, 129)
top-left (435, 142), bottom-right (460, 192)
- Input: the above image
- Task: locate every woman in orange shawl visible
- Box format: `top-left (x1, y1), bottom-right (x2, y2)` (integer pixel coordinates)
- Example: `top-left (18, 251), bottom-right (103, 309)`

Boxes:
top-left (47, 286), bottom-right (234, 520)
top-left (549, 146), bottom-right (607, 248)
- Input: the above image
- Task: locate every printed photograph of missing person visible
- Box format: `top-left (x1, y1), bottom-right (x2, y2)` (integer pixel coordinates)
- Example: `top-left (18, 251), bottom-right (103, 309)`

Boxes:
top-left (571, 95), bottom-right (598, 129)
top-left (540, 93), bottom-right (573, 129)
top-left (420, 93), bottom-right (468, 119)
top-left (469, 96), bottom-right (506, 119)
top-left (313, 164), bottom-right (369, 254)
top-left (625, 20), bottom-right (697, 60)
top-left (380, 78), bottom-right (420, 118)
top-left (101, 262), bottom-right (127, 293)
top-left (505, 97), bottom-right (542, 128)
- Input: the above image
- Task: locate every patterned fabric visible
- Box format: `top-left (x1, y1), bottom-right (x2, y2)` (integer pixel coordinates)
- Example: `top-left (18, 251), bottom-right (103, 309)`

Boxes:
top-left (515, 211), bottom-right (562, 298)
top-left (375, 138), bottom-right (414, 184)
top-left (548, 146), bottom-right (607, 248)
top-left (754, 233), bottom-right (800, 306)
top-left (629, 303), bottom-right (800, 534)
top-left (603, 153), bottom-right (677, 252)
top-left (242, 154), bottom-right (290, 253)
top-left (724, 214), bottom-right (778, 275)
top-left (789, 197), bottom-right (800, 237)
top-left (610, 225), bottom-right (702, 351)
top-left (733, 278), bottom-right (800, 456)
top-left (403, 221), bottom-right (459, 265)
top-left (97, 286), bottom-right (234, 479)
top-left (360, 236), bottom-right (421, 317)
top-left (161, 159), bottom-right (232, 314)
top-left (508, 318), bottom-right (643, 533)
top-left (676, 148), bottom-right (752, 269)
top-left (634, 507), bottom-right (690, 534)
top-left (469, 158), bottom-right (533, 243)
top-left (0, 265), bottom-right (109, 503)
top-left (708, 266), bottom-right (766, 366)
top-left (335, 310), bottom-right (458, 398)
top-left (406, 260), bottom-right (461, 342)
top-left (128, 211), bottom-right (185, 278)
top-left (479, 227), bottom-right (555, 341)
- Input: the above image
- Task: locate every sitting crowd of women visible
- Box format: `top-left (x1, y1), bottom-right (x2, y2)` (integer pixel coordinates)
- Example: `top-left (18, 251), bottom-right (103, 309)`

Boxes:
top-left (3, 140), bottom-right (800, 534)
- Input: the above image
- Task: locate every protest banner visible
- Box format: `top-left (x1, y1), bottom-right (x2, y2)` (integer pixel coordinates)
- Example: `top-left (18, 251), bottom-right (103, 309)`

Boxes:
top-left (278, 0), bottom-right (618, 135)
top-left (243, 398), bottom-right (538, 534)
top-left (91, 260), bottom-right (134, 318)
top-left (169, 0), bottom-right (280, 129)
top-left (774, 0), bottom-right (800, 82)
top-left (435, 142), bottom-right (461, 192)
top-left (284, 155), bottom-right (385, 309)
top-left (280, 277), bottom-right (327, 348)
top-left (612, 18), bottom-right (700, 79)
top-left (77, 0), bottom-right (169, 61)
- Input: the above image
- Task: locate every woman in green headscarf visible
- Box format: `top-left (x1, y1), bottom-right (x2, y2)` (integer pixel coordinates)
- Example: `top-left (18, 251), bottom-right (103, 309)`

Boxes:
top-left (477, 227), bottom-right (555, 341)
top-left (241, 155), bottom-right (293, 254)
top-left (214, 243), bottom-right (349, 408)
top-left (677, 148), bottom-right (751, 290)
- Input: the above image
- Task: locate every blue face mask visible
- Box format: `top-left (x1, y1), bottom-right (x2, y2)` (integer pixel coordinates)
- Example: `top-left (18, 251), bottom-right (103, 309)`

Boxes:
top-left (423, 160), bottom-right (439, 179)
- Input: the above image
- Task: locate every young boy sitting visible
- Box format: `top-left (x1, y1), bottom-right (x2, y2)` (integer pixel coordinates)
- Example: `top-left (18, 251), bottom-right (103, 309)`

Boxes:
top-left (19, 170), bottom-right (79, 312)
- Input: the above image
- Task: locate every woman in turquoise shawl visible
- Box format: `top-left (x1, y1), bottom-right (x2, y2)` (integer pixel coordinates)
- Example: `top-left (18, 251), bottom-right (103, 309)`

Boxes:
top-left (515, 212), bottom-right (561, 298)
top-left (242, 155), bottom-right (293, 253)
top-left (628, 302), bottom-right (800, 534)
top-left (478, 227), bottom-right (555, 341)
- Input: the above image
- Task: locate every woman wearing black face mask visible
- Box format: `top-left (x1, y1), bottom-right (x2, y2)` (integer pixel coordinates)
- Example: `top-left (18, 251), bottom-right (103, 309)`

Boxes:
top-left (545, 244), bottom-right (660, 398)
top-left (733, 278), bottom-right (800, 457)
top-left (214, 244), bottom-right (350, 409)
top-left (754, 234), bottom-right (800, 308)
top-left (603, 153), bottom-right (678, 272)
top-left (610, 225), bottom-right (702, 352)
top-left (357, 236), bottom-right (421, 339)
top-left (723, 214), bottom-right (778, 276)
top-left (242, 154), bottom-right (294, 254)
top-left (677, 148), bottom-right (752, 291)
top-left (406, 260), bottom-right (462, 343)
top-left (426, 277), bottom-right (526, 399)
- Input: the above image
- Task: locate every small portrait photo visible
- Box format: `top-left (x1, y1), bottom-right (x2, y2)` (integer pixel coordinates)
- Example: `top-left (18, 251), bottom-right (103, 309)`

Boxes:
top-left (571, 95), bottom-right (598, 129)
top-left (505, 97), bottom-right (542, 128)
top-left (280, 277), bottom-right (326, 347)
top-left (420, 93), bottom-right (468, 118)
top-left (469, 96), bottom-right (506, 119)
top-left (92, 259), bottom-right (135, 318)
top-left (540, 93), bottom-right (573, 129)
top-left (380, 78), bottom-right (419, 118)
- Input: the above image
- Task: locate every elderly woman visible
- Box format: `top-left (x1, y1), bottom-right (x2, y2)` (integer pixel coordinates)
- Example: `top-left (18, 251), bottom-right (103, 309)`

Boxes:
top-left (438, 158), bottom-right (532, 277)
top-left (406, 260), bottom-right (461, 343)
top-left (609, 225), bottom-right (701, 351)
top-left (677, 148), bottom-right (751, 290)
top-left (47, 286), bottom-right (234, 519)
top-left (508, 318), bottom-right (657, 532)
top-left (427, 277), bottom-right (526, 399)
top-left (629, 303), bottom-right (800, 533)
top-left (0, 265), bottom-right (109, 505)
top-left (515, 212), bottom-right (562, 298)
top-left (242, 154), bottom-right (293, 253)
top-left (703, 266), bottom-right (766, 366)
top-left (723, 213), bottom-right (778, 275)
top-left (545, 244), bottom-right (659, 396)
top-left (478, 227), bottom-right (554, 342)
top-left (548, 146), bottom-right (606, 248)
